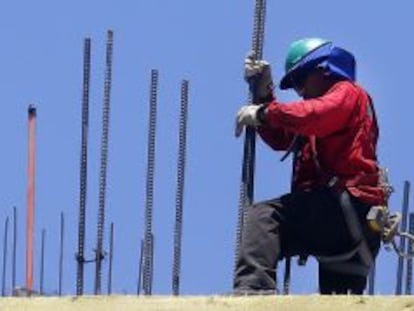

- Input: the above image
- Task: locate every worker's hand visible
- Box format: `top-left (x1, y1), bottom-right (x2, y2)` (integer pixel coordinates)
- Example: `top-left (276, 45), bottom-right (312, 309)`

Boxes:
top-left (244, 52), bottom-right (274, 100)
top-left (235, 104), bottom-right (265, 138)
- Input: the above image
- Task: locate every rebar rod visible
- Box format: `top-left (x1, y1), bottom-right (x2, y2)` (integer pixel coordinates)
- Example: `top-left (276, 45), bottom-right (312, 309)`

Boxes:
top-left (107, 222), bottom-right (114, 295)
top-left (368, 261), bottom-right (376, 295)
top-left (137, 239), bottom-right (144, 295)
top-left (396, 181), bottom-right (410, 295)
top-left (234, 0), bottom-right (267, 281)
top-left (76, 37), bottom-right (91, 296)
top-left (283, 138), bottom-right (303, 294)
top-left (142, 69), bottom-right (159, 296)
top-left (94, 29), bottom-right (114, 295)
top-left (283, 255), bottom-right (291, 295)
top-left (59, 212), bottom-right (64, 296)
top-left (149, 234), bottom-right (154, 295)
top-left (405, 212), bottom-right (414, 294)
top-left (12, 207), bottom-right (17, 295)
top-left (2, 217), bottom-right (9, 296)
top-left (172, 80), bottom-right (189, 296)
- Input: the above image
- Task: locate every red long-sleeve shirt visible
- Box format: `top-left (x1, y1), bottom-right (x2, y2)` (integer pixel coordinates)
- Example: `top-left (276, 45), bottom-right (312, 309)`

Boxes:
top-left (258, 81), bottom-right (385, 205)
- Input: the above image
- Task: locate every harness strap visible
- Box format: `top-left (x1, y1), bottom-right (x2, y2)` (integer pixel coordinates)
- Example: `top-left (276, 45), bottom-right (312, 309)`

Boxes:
top-left (317, 242), bottom-right (360, 264)
top-left (339, 191), bottom-right (372, 267)
top-left (323, 173), bottom-right (380, 191)
top-left (318, 191), bottom-right (373, 276)
top-left (320, 261), bottom-right (371, 277)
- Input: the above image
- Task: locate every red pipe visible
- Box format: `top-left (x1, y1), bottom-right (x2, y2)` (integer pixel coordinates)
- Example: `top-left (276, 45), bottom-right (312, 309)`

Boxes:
top-left (26, 105), bottom-right (36, 293)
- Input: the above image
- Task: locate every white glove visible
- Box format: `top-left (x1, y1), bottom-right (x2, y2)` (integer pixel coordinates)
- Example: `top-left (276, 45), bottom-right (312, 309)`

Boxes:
top-left (244, 52), bottom-right (274, 100)
top-left (235, 104), bottom-right (264, 138)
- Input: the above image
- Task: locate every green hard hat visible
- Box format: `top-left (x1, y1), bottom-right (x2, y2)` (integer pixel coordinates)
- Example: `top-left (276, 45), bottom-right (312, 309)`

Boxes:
top-left (280, 38), bottom-right (331, 89)
top-left (285, 38), bottom-right (330, 72)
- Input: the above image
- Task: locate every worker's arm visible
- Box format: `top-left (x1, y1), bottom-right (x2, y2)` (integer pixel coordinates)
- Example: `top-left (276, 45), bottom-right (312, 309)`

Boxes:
top-left (257, 124), bottom-right (295, 151)
top-left (265, 81), bottom-right (359, 137)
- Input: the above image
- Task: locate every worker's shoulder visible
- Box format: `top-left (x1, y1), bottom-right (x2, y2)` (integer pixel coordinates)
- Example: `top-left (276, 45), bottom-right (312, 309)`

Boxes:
top-left (330, 80), bottom-right (360, 91)
top-left (328, 80), bottom-right (369, 99)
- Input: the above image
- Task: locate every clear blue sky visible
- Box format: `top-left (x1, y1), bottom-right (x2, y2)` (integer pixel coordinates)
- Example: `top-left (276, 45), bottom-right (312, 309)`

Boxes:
top-left (0, 0), bottom-right (413, 295)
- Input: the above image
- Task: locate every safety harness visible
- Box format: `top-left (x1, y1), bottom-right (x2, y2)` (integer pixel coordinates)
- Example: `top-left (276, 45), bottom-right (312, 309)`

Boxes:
top-left (317, 189), bottom-right (373, 276)
top-left (280, 94), bottom-right (414, 275)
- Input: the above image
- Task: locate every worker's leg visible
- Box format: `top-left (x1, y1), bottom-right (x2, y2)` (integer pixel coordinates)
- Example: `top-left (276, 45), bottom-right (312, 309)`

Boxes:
top-left (318, 193), bottom-right (381, 295)
top-left (233, 199), bottom-right (283, 294)
top-left (318, 248), bottom-right (380, 295)
top-left (318, 268), bottom-right (367, 294)
top-left (233, 188), bottom-right (341, 294)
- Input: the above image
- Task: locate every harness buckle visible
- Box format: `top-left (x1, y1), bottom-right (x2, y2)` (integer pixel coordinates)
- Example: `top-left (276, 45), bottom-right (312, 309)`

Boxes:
top-left (327, 176), bottom-right (339, 188)
top-left (366, 205), bottom-right (401, 243)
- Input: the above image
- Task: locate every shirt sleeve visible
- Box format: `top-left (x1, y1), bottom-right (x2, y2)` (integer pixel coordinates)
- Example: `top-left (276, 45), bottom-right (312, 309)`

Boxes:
top-left (257, 125), bottom-right (295, 151)
top-left (265, 81), bottom-right (359, 137)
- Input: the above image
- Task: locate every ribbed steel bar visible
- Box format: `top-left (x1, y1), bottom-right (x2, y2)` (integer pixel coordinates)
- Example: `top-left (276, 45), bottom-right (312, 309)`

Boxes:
top-left (234, 0), bottom-right (267, 281)
top-left (149, 234), bottom-right (154, 295)
top-left (282, 255), bottom-right (291, 294)
top-left (405, 212), bottom-right (414, 294)
top-left (39, 229), bottom-right (45, 295)
top-left (107, 222), bottom-right (114, 295)
top-left (368, 261), bottom-right (376, 295)
top-left (142, 69), bottom-right (159, 296)
top-left (137, 239), bottom-right (144, 295)
top-left (396, 181), bottom-right (410, 295)
top-left (283, 138), bottom-right (303, 295)
top-left (252, 0), bottom-right (266, 62)
top-left (12, 207), bottom-right (17, 295)
top-left (59, 212), bottom-right (64, 296)
top-left (2, 217), bottom-right (9, 296)
top-left (76, 37), bottom-right (91, 296)
top-left (94, 29), bottom-right (114, 295)
top-left (172, 80), bottom-right (189, 296)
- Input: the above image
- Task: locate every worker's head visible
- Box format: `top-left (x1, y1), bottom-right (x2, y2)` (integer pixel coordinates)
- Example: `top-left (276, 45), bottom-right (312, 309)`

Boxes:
top-left (280, 38), bottom-right (356, 99)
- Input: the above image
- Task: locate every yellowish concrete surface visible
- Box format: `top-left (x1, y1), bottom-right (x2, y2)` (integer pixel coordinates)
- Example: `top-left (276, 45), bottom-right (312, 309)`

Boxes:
top-left (1, 295), bottom-right (414, 311)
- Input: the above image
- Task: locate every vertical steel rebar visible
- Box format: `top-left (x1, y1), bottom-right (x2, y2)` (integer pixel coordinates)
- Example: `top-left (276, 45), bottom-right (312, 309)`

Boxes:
top-left (282, 140), bottom-right (298, 294)
top-left (76, 37), bottom-right (91, 296)
top-left (39, 229), bottom-right (45, 295)
top-left (396, 181), bottom-right (410, 295)
top-left (282, 256), bottom-right (291, 295)
top-left (149, 234), bottom-right (154, 295)
top-left (172, 80), bottom-right (189, 296)
top-left (59, 212), bottom-right (64, 296)
top-left (2, 217), bottom-right (9, 296)
top-left (107, 222), bottom-right (114, 295)
top-left (94, 29), bottom-right (114, 295)
top-left (234, 0), bottom-right (267, 283)
top-left (406, 212), bottom-right (414, 294)
top-left (368, 261), bottom-right (376, 295)
top-left (12, 207), bottom-right (17, 295)
top-left (137, 239), bottom-right (144, 295)
top-left (283, 138), bottom-right (303, 294)
top-left (142, 69), bottom-right (159, 296)
top-left (26, 105), bottom-right (37, 294)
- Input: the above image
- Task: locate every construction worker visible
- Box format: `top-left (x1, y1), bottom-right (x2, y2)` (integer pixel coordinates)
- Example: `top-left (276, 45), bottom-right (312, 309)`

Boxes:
top-left (234, 38), bottom-right (385, 294)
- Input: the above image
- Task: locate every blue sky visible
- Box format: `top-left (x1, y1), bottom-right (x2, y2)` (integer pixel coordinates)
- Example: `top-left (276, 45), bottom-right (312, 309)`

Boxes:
top-left (0, 0), bottom-right (413, 295)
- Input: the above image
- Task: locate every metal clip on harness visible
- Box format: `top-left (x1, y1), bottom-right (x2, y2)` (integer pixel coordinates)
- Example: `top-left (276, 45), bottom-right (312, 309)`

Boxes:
top-left (371, 209), bottom-right (414, 259)
top-left (367, 169), bottom-right (414, 258)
